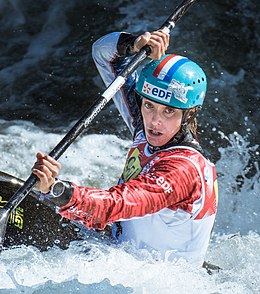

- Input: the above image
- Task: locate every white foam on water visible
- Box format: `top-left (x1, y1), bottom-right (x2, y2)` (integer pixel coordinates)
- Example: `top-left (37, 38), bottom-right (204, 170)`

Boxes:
top-left (0, 233), bottom-right (259, 293)
top-left (0, 120), bottom-right (259, 293)
top-left (0, 119), bottom-right (130, 188)
top-left (214, 131), bottom-right (259, 235)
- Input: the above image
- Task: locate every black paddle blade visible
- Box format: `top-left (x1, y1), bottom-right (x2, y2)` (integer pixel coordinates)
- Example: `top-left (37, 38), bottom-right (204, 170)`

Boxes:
top-left (0, 171), bottom-right (82, 251)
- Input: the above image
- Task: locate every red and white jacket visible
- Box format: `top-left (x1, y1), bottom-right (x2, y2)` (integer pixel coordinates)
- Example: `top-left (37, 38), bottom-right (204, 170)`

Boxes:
top-left (59, 32), bottom-right (218, 265)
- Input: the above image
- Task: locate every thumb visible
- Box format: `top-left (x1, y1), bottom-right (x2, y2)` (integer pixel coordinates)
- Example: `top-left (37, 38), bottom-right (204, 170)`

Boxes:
top-left (134, 32), bottom-right (151, 52)
top-left (36, 151), bottom-right (45, 160)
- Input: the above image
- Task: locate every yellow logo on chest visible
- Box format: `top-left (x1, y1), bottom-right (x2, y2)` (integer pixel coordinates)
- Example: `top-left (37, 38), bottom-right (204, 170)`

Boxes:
top-left (122, 148), bottom-right (142, 181)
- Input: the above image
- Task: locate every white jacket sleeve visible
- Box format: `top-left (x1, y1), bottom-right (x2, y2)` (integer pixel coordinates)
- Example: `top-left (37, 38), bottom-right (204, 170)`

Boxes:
top-left (92, 32), bottom-right (141, 135)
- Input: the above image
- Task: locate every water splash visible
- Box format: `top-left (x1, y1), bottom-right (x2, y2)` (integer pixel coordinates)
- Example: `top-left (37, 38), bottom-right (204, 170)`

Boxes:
top-left (214, 131), bottom-right (259, 235)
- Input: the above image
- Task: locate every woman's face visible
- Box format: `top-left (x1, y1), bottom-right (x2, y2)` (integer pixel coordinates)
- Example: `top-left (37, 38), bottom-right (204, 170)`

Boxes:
top-left (141, 98), bottom-right (183, 147)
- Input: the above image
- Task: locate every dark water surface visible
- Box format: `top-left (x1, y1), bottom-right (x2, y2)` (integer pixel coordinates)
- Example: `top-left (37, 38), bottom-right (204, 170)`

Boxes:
top-left (0, 0), bottom-right (259, 160)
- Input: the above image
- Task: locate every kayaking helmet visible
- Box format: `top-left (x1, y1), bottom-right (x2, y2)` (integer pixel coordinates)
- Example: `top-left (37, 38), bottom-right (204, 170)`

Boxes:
top-left (135, 54), bottom-right (207, 109)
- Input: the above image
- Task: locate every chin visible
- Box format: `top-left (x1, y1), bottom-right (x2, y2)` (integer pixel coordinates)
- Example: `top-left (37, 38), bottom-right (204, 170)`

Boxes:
top-left (147, 139), bottom-right (164, 147)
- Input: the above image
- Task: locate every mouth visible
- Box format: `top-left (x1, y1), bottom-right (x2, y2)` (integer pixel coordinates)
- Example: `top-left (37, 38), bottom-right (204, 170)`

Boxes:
top-left (145, 127), bottom-right (167, 147)
top-left (147, 129), bottom-right (162, 137)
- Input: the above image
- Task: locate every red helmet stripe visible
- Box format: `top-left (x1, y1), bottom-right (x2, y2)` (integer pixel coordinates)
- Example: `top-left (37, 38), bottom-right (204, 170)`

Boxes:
top-left (153, 54), bottom-right (176, 78)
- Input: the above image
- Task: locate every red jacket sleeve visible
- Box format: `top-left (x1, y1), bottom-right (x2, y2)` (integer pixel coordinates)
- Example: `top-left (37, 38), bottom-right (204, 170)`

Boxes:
top-left (58, 157), bottom-right (202, 229)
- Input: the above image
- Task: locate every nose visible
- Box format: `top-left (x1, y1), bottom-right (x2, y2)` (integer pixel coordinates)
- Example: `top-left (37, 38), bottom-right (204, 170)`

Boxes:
top-left (151, 110), bottom-right (161, 126)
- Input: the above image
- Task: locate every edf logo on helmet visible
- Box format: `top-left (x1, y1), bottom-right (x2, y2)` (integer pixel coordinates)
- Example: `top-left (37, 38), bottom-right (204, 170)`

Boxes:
top-left (142, 80), bottom-right (192, 105)
top-left (142, 81), bottom-right (172, 103)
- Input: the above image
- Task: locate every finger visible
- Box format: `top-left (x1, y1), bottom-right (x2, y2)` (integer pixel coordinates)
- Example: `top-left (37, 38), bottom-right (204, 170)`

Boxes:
top-left (33, 152), bottom-right (59, 193)
top-left (32, 163), bottom-right (53, 180)
top-left (150, 31), bottom-right (170, 53)
top-left (149, 39), bottom-right (169, 59)
top-left (150, 33), bottom-right (169, 52)
top-left (36, 151), bottom-right (45, 161)
top-left (37, 159), bottom-right (60, 179)
top-left (34, 153), bottom-right (61, 177)
top-left (32, 168), bottom-right (53, 193)
top-left (33, 155), bottom-right (58, 178)
top-left (34, 152), bottom-right (48, 168)
top-left (36, 152), bottom-right (61, 170)
top-left (44, 155), bottom-right (62, 170)
top-left (152, 30), bottom-right (170, 45)
top-left (134, 32), bottom-right (151, 52)
top-left (32, 168), bottom-right (48, 183)
top-left (148, 39), bottom-right (164, 60)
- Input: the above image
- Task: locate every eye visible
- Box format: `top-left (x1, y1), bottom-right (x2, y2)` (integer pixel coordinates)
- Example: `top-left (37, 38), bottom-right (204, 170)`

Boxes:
top-left (164, 107), bottom-right (175, 114)
top-left (144, 101), bottom-right (153, 109)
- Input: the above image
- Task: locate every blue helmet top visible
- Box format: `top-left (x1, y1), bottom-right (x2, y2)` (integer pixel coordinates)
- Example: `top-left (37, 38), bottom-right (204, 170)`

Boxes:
top-left (135, 54), bottom-right (207, 109)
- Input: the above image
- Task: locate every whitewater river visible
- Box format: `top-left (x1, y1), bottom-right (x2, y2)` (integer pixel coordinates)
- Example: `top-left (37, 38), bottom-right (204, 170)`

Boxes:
top-left (0, 0), bottom-right (259, 293)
